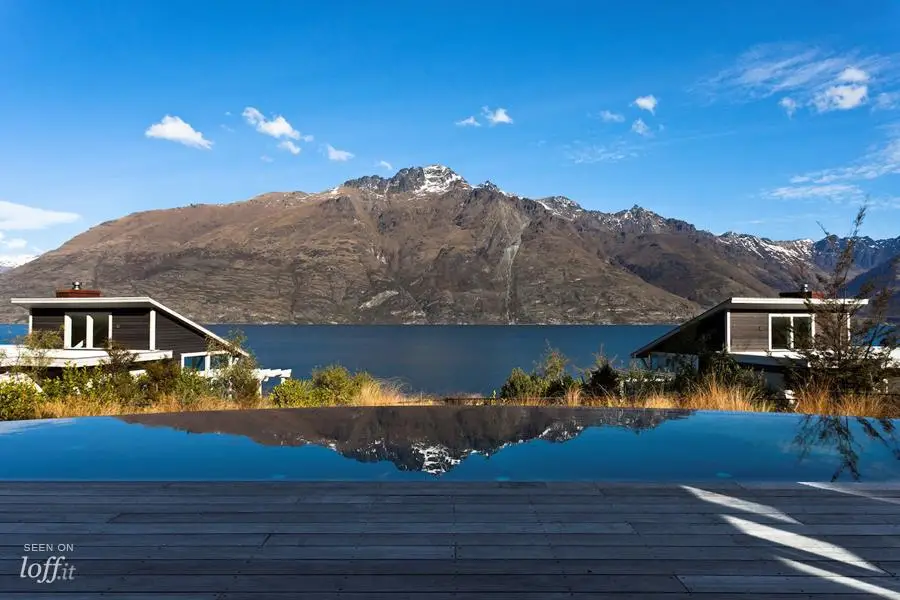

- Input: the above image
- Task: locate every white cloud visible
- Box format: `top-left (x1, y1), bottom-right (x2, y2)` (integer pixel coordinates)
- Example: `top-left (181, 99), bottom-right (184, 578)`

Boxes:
top-left (260, 155), bottom-right (274, 163)
top-left (377, 160), bottom-right (393, 170)
top-left (242, 106), bottom-right (308, 140)
top-left (325, 144), bottom-right (354, 161)
top-left (598, 110), bottom-right (625, 123)
top-left (700, 44), bottom-right (896, 115)
top-left (764, 128), bottom-right (900, 205)
top-left (455, 116), bottom-right (480, 127)
top-left (565, 141), bottom-right (639, 164)
top-left (874, 92), bottom-right (900, 110)
top-left (631, 118), bottom-right (652, 137)
top-left (3, 237), bottom-right (27, 249)
top-left (278, 141), bottom-right (301, 155)
top-left (813, 84), bottom-right (868, 112)
top-left (633, 95), bottom-right (658, 114)
top-left (779, 97), bottom-right (798, 117)
top-left (144, 115), bottom-right (212, 150)
top-left (839, 66), bottom-right (870, 83)
top-left (767, 183), bottom-right (864, 202)
top-left (481, 106), bottom-right (513, 125)
top-left (220, 124), bottom-right (235, 133)
top-left (0, 200), bottom-right (80, 230)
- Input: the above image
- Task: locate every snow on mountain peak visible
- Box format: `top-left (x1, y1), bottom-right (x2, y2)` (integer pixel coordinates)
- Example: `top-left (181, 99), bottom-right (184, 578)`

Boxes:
top-left (416, 165), bottom-right (468, 195)
top-left (342, 165), bottom-right (470, 196)
top-left (596, 205), bottom-right (690, 234)
top-left (0, 254), bottom-right (37, 270)
top-left (717, 231), bottom-right (812, 263)
top-left (533, 195), bottom-right (584, 220)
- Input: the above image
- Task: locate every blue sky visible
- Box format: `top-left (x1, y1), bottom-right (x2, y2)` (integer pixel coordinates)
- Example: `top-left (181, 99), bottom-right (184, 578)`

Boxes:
top-left (1, 0), bottom-right (899, 264)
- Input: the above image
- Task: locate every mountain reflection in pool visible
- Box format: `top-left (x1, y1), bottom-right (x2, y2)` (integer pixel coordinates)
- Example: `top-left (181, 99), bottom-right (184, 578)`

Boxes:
top-left (2, 407), bottom-right (900, 481)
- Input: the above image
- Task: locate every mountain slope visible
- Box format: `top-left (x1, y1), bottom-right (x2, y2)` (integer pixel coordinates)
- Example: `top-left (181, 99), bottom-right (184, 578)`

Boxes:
top-left (0, 164), bottom-right (883, 325)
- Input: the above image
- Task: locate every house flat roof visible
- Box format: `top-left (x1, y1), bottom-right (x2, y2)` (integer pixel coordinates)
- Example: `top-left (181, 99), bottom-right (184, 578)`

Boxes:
top-left (631, 296), bottom-right (868, 359)
top-left (9, 296), bottom-right (249, 357)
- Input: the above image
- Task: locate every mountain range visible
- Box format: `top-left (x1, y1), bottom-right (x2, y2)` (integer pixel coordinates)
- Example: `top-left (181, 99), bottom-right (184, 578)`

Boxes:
top-left (0, 164), bottom-right (897, 324)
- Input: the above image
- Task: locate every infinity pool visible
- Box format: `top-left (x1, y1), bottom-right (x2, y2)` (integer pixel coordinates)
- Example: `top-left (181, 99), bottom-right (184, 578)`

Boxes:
top-left (1, 407), bottom-right (898, 481)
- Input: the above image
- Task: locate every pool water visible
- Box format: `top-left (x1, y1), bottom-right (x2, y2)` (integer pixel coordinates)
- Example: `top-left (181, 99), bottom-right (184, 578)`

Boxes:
top-left (1, 407), bottom-right (898, 482)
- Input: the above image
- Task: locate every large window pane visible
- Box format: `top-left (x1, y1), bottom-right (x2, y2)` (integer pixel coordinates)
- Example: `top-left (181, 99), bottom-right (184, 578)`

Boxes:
top-left (210, 354), bottom-right (230, 370)
top-left (793, 316), bottom-right (812, 349)
top-left (771, 316), bottom-right (790, 350)
top-left (69, 314), bottom-right (87, 348)
top-left (91, 313), bottom-right (110, 348)
top-left (183, 355), bottom-right (207, 371)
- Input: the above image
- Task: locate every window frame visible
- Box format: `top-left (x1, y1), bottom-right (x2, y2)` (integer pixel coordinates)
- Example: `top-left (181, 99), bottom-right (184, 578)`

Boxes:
top-left (63, 312), bottom-right (113, 349)
top-left (768, 313), bottom-right (815, 351)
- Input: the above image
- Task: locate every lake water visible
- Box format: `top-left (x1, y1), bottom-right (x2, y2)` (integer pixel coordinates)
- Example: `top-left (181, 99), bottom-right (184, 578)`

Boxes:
top-left (1, 407), bottom-right (898, 482)
top-left (0, 323), bottom-right (671, 395)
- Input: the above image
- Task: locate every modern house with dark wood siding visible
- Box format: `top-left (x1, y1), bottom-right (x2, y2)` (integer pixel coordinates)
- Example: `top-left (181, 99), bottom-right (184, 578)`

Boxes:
top-left (1, 283), bottom-right (290, 388)
top-left (631, 288), bottom-right (884, 391)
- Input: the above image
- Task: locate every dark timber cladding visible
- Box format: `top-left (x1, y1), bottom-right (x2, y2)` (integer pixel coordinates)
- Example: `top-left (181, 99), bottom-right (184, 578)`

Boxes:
top-left (108, 308), bottom-right (151, 350)
top-left (29, 307), bottom-right (151, 350)
top-left (29, 307), bottom-right (63, 335)
top-left (154, 311), bottom-right (209, 361)
top-left (729, 307), bottom-right (813, 352)
top-left (1, 481), bottom-right (900, 597)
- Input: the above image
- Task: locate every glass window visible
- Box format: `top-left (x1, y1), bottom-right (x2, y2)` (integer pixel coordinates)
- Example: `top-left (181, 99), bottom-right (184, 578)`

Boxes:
top-left (68, 314), bottom-right (88, 349)
top-left (182, 355), bottom-right (207, 371)
top-left (771, 316), bottom-right (790, 350)
top-left (210, 354), bottom-right (230, 370)
top-left (90, 313), bottom-right (110, 348)
top-left (794, 316), bottom-right (812, 349)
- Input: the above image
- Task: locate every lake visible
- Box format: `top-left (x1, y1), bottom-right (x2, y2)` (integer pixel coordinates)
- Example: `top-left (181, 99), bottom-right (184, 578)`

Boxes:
top-left (0, 323), bottom-right (672, 395)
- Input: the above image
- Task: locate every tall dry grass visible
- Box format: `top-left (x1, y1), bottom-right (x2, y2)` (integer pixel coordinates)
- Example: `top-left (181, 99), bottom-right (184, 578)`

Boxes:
top-left (680, 375), bottom-right (773, 413)
top-left (35, 395), bottom-right (254, 419)
top-left (353, 380), bottom-right (436, 406)
top-left (35, 381), bottom-right (437, 419)
top-left (792, 384), bottom-right (897, 418)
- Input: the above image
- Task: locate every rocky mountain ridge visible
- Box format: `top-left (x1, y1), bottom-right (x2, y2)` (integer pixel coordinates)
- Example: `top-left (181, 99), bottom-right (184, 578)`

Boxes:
top-left (0, 164), bottom-right (896, 324)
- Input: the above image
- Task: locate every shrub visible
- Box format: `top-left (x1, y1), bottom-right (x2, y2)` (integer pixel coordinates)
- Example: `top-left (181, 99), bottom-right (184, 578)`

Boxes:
top-left (139, 359), bottom-right (181, 401)
top-left (311, 364), bottom-right (364, 404)
top-left (582, 361), bottom-right (620, 397)
top-left (0, 381), bottom-right (40, 421)
top-left (0, 381), bottom-right (39, 421)
top-left (270, 378), bottom-right (329, 407)
top-left (212, 357), bottom-right (260, 406)
top-left (500, 367), bottom-right (548, 399)
top-left (173, 369), bottom-right (216, 405)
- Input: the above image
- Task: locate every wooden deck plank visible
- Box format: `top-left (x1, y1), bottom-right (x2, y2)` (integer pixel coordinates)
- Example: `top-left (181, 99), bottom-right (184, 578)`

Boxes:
top-left (0, 481), bottom-right (898, 597)
top-left (679, 574), bottom-right (900, 594)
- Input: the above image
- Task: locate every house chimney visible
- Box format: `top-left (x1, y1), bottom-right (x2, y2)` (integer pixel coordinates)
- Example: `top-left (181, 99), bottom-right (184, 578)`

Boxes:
top-left (55, 281), bottom-right (102, 298)
top-left (779, 283), bottom-right (822, 299)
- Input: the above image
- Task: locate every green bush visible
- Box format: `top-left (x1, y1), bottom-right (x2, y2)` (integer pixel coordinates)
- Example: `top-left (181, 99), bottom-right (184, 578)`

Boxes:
top-left (0, 381), bottom-right (40, 421)
top-left (499, 346), bottom-right (579, 400)
top-left (139, 359), bottom-right (181, 401)
top-left (173, 369), bottom-right (216, 404)
top-left (270, 367), bottom-right (376, 407)
top-left (213, 358), bottom-right (260, 405)
top-left (499, 367), bottom-right (549, 399)
top-left (311, 365), bottom-right (364, 404)
top-left (582, 361), bottom-right (620, 397)
top-left (270, 378), bottom-right (329, 407)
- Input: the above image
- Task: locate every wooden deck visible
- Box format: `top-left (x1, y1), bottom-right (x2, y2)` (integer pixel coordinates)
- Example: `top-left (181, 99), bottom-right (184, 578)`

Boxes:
top-left (2, 481), bottom-right (900, 598)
